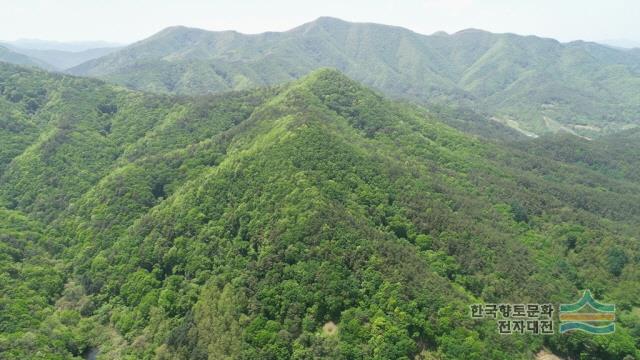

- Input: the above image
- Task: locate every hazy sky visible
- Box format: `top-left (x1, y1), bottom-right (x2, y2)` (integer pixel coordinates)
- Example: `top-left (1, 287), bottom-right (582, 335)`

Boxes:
top-left (1, 0), bottom-right (638, 44)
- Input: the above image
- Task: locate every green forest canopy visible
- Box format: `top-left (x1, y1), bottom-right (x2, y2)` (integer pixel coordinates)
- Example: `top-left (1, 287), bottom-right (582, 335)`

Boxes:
top-left (0, 63), bottom-right (639, 359)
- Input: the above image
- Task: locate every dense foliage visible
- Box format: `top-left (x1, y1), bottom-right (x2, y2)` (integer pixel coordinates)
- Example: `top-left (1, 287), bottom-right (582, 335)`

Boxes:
top-left (69, 17), bottom-right (640, 137)
top-left (0, 63), bottom-right (639, 359)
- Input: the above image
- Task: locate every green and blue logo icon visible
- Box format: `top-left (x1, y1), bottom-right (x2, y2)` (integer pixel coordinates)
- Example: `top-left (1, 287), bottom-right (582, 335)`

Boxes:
top-left (559, 290), bottom-right (615, 334)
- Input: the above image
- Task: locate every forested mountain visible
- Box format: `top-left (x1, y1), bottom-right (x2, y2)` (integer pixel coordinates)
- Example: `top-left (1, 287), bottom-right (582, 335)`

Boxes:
top-left (1, 62), bottom-right (639, 359)
top-left (70, 17), bottom-right (640, 137)
top-left (0, 44), bottom-right (52, 69)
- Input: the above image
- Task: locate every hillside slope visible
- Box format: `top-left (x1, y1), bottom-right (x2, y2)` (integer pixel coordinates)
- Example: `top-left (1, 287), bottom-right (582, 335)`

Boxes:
top-left (513, 128), bottom-right (640, 183)
top-left (70, 17), bottom-right (640, 137)
top-left (0, 64), bottom-right (639, 359)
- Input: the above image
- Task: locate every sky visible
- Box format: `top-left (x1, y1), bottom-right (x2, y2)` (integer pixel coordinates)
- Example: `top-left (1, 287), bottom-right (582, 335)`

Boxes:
top-left (0, 0), bottom-right (638, 45)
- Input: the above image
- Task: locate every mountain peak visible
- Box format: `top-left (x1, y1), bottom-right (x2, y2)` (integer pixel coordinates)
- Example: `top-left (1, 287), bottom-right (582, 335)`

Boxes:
top-left (294, 68), bottom-right (364, 93)
top-left (312, 16), bottom-right (348, 24)
top-left (453, 28), bottom-right (491, 36)
top-left (302, 67), bottom-right (351, 80)
top-left (292, 16), bottom-right (351, 33)
top-left (154, 25), bottom-right (210, 37)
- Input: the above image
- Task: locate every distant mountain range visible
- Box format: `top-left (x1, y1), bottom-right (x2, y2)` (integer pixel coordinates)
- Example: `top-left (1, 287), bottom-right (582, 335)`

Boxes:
top-left (67, 17), bottom-right (640, 137)
top-left (4, 39), bottom-right (123, 52)
top-left (0, 40), bottom-right (123, 70)
top-left (3, 45), bottom-right (122, 70)
top-left (0, 44), bottom-right (52, 69)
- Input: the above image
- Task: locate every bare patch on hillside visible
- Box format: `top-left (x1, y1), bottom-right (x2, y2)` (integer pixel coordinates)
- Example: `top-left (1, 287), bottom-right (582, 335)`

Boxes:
top-left (322, 321), bottom-right (338, 336)
top-left (536, 349), bottom-right (563, 360)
